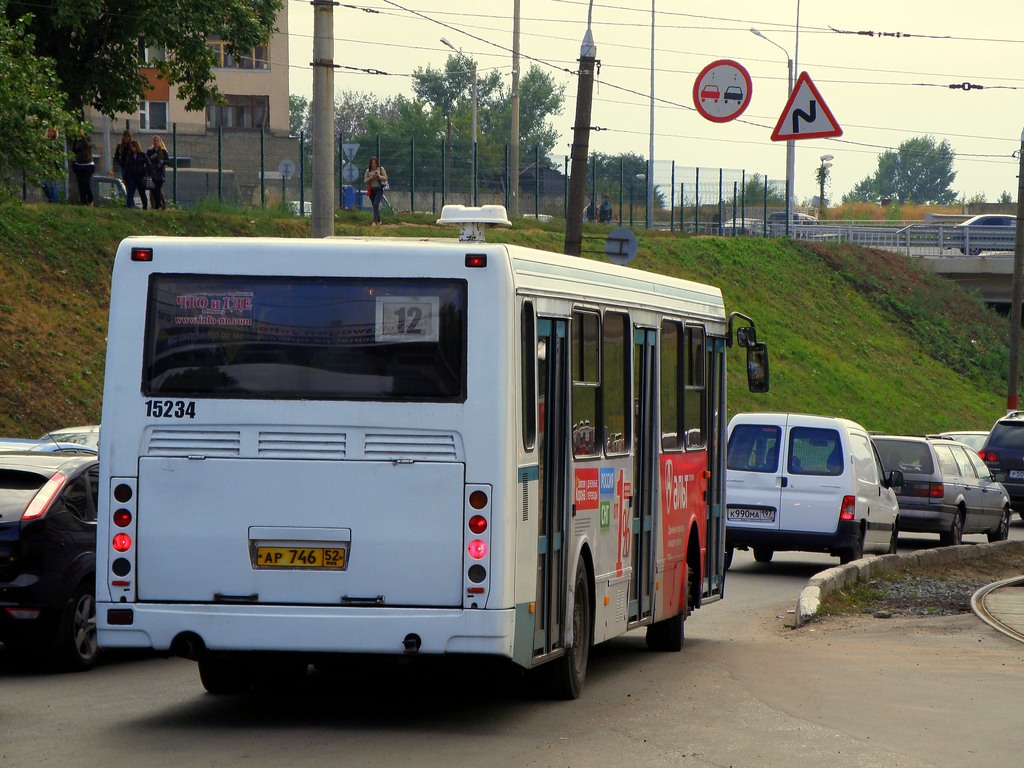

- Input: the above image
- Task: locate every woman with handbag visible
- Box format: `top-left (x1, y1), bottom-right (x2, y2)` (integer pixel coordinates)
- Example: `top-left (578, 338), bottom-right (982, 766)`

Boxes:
top-left (364, 155), bottom-right (388, 226)
top-left (146, 136), bottom-right (170, 210)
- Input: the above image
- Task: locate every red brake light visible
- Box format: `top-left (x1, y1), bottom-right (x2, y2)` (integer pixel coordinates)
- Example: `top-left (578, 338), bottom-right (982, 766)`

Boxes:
top-left (929, 482), bottom-right (944, 499)
top-left (469, 490), bottom-right (488, 510)
top-left (131, 247), bottom-right (153, 262)
top-left (22, 472), bottom-right (68, 521)
top-left (112, 533), bottom-right (133, 552)
top-left (113, 509), bottom-right (132, 527)
top-left (467, 539), bottom-right (488, 559)
top-left (839, 495), bottom-right (856, 521)
top-left (979, 450), bottom-right (998, 463)
top-left (469, 514), bottom-right (487, 534)
top-left (465, 254), bottom-right (487, 268)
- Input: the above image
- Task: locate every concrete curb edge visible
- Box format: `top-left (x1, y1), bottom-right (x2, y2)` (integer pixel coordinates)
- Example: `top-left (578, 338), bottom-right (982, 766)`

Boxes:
top-left (794, 539), bottom-right (1024, 627)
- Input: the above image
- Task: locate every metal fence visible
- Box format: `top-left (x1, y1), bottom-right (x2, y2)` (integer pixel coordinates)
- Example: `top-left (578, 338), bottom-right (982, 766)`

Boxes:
top-left (24, 127), bottom-right (792, 226)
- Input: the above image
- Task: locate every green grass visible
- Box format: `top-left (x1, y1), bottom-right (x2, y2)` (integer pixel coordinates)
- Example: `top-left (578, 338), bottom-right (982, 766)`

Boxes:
top-left (0, 201), bottom-right (1012, 436)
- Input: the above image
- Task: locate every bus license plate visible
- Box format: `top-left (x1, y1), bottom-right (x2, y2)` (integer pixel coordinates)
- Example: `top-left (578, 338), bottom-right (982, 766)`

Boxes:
top-left (727, 507), bottom-right (776, 522)
top-left (254, 546), bottom-right (347, 570)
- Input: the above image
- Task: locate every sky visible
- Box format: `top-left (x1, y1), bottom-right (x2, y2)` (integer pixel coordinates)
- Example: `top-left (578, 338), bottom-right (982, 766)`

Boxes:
top-left (285, 0), bottom-right (1024, 206)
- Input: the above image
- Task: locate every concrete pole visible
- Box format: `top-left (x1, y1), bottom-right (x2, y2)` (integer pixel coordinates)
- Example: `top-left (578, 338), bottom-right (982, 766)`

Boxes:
top-left (510, 0), bottom-right (521, 216)
top-left (311, 0), bottom-right (336, 237)
top-left (1007, 127), bottom-right (1024, 410)
top-left (564, 29), bottom-right (597, 257)
top-left (646, 0), bottom-right (655, 230)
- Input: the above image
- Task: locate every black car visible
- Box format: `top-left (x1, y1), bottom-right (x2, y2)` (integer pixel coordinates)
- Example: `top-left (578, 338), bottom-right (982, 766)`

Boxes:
top-left (981, 411), bottom-right (1024, 521)
top-left (0, 451), bottom-right (99, 669)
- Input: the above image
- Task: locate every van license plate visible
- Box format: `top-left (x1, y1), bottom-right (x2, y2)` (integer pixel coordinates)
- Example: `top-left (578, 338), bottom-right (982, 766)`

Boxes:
top-left (727, 507), bottom-right (776, 522)
top-left (254, 546), bottom-right (347, 569)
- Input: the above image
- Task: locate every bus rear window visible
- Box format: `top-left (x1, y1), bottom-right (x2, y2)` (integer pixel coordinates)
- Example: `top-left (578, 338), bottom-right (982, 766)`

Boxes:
top-left (143, 275), bottom-right (467, 401)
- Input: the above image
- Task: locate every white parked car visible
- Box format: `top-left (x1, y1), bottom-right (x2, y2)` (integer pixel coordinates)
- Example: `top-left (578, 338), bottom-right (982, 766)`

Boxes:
top-left (725, 412), bottom-right (902, 566)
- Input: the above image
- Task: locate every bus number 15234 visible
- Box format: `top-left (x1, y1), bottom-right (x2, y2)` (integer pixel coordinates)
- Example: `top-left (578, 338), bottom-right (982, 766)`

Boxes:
top-left (145, 399), bottom-right (197, 419)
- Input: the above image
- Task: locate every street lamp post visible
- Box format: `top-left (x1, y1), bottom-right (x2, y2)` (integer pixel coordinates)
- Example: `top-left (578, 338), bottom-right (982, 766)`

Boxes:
top-left (818, 154), bottom-right (834, 220)
top-left (441, 38), bottom-right (478, 204)
top-left (750, 28), bottom-right (794, 228)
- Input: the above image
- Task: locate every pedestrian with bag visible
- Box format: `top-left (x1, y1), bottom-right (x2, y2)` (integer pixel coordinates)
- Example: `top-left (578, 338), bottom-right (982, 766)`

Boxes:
top-left (146, 136), bottom-right (170, 210)
top-left (122, 140), bottom-right (154, 209)
top-left (71, 130), bottom-right (95, 206)
top-left (113, 129), bottom-right (133, 182)
top-left (364, 155), bottom-right (388, 226)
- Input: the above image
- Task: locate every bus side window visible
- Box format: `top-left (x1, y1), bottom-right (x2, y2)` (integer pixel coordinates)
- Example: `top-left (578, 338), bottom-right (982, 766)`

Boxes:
top-left (602, 311), bottom-right (630, 455)
top-left (571, 311), bottom-right (600, 459)
top-left (683, 325), bottom-right (707, 449)
top-left (660, 320), bottom-right (683, 452)
top-left (521, 301), bottom-right (536, 451)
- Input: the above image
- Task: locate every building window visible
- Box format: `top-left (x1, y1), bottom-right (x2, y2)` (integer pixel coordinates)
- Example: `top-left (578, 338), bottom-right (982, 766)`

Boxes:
top-left (140, 101), bottom-right (168, 131)
top-left (206, 96), bottom-right (270, 130)
top-left (208, 39), bottom-right (270, 70)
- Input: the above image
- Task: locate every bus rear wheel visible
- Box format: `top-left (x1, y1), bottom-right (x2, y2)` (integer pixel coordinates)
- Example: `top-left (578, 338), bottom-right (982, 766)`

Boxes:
top-left (538, 562), bottom-right (591, 700)
top-left (646, 565), bottom-right (689, 652)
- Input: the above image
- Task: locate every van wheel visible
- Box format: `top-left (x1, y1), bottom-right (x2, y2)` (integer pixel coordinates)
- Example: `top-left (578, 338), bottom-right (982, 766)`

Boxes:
top-left (988, 506), bottom-right (1010, 543)
top-left (839, 530), bottom-right (864, 565)
top-left (886, 519), bottom-right (899, 554)
top-left (939, 510), bottom-right (964, 546)
top-left (752, 547), bottom-right (773, 563)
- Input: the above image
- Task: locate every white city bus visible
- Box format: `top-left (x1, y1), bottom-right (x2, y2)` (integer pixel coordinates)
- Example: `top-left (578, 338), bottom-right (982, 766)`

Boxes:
top-left (96, 206), bottom-right (768, 698)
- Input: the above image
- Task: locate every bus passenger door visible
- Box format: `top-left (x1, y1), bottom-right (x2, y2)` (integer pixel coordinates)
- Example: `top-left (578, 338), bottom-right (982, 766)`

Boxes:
top-left (704, 338), bottom-right (727, 598)
top-left (534, 318), bottom-right (569, 657)
top-left (629, 327), bottom-right (657, 624)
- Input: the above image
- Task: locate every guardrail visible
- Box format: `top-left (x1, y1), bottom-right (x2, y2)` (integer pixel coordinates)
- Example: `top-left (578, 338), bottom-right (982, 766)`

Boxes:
top-left (758, 222), bottom-right (1016, 257)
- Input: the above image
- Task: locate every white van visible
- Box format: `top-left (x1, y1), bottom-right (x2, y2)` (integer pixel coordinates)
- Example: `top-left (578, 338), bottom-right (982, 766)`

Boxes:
top-left (725, 413), bottom-right (902, 566)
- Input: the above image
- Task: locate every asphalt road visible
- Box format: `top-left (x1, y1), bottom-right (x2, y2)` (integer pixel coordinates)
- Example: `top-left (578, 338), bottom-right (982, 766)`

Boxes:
top-left (2, 521), bottom-right (1022, 767)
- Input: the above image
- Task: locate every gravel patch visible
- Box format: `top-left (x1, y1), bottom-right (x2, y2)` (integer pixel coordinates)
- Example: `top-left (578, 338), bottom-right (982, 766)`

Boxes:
top-left (859, 576), bottom-right (990, 616)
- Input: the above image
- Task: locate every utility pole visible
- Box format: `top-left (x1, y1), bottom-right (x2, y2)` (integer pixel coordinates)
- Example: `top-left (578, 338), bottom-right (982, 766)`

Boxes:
top-left (510, 0), bottom-right (521, 217)
top-left (564, 27), bottom-right (597, 256)
top-left (1007, 127), bottom-right (1024, 410)
top-left (310, 0), bottom-right (336, 237)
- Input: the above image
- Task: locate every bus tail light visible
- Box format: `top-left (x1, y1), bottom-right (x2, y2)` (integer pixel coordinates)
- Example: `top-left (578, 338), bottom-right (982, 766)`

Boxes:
top-left (464, 484), bottom-right (493, 608)
top-left (839, 495), bottom-right (856, 521)
top-left (106, 477), bottom-right (138, 603)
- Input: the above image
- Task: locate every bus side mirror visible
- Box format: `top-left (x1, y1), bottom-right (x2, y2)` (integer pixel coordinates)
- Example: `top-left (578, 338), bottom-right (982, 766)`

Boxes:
top-left (735, 325), bottom-right (757, 348)
top-left (747, 342), bottom-right (769, 393)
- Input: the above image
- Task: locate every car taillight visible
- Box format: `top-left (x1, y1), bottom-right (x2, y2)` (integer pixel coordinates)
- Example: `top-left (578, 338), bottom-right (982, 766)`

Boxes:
top-left (929, 482), bottom-right (944, 499)
top-left (22, 472), bottom-right (68, 521)
top-left (840, 495), bottom-right (856, 521)
top-left (979, 449), bottom-right (998, 463)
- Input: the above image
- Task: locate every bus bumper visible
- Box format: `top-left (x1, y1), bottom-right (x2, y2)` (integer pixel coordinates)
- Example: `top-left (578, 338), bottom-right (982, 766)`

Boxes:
top-left (98, 603), bottom-right (516, 659)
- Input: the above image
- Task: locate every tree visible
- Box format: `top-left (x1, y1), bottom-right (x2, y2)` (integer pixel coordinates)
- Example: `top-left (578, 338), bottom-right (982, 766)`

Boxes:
top-left (0, 15), bottom-right (80, 199)
top-left (998, 191), bottom-right (1014, 205)
top-left (289, 95), bottom-right (309, 138)
top-left (6, 0), bottom-right (282, 117)
top-left (842, 135), bottom-right (957, 205)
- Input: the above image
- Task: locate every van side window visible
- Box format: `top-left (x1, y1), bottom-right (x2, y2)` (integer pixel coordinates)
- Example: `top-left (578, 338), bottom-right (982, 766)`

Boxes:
top-left (788, 427), bottom-right (843, 476)
top-left (726, 424), bottom-right (780, 472)
top-left (849, 433), bottom-right (878, 485)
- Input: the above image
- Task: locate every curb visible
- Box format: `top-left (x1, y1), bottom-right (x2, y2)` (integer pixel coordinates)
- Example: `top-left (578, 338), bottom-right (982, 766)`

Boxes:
top-left (794, 539), bottom-right (1024, 627)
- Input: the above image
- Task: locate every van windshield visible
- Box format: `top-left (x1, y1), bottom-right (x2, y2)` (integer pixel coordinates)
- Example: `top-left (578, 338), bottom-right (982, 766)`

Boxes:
top-left (142, 275), bottom-right (467, 401)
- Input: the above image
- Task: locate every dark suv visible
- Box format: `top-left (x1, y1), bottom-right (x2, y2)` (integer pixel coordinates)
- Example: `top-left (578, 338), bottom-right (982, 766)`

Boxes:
top-left (0, 451), bottom-right (99, 669)
top-left (980, 411), bottom-right (1024, 520)
top-left (874, 435), bottom-right (1011, 545)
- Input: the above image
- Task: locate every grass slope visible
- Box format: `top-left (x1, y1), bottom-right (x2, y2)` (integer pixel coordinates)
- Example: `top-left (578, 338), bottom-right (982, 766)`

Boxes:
top-left (0, 203), bottom-right (1010, 437)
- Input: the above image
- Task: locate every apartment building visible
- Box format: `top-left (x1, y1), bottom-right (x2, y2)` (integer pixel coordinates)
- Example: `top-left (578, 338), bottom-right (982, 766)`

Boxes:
top-left (84, 6), bottom-right (296, 206)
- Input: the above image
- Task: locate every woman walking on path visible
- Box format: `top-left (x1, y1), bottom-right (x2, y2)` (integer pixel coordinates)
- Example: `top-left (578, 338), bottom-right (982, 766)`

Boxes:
top-left (363, 156), bottom-right (388, 226)
top-left (146, 136), bottom-right (170, 209)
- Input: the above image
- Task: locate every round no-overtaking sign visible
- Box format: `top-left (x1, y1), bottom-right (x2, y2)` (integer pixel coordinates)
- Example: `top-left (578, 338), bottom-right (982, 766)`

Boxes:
top-left (693, 59), bottom-right (753, 123)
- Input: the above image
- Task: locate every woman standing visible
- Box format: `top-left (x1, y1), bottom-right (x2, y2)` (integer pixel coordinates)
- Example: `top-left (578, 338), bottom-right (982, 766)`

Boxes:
top-left (113, 129), bottom-right (133, 182)
top-left (122, 140), bottom-right (153, 209)
top-left (71, 130), bottom-right (95, 206)
top-left (146, 136), bottom-right (170, 209)
top-left (363, 155), bottom-right (388, 226)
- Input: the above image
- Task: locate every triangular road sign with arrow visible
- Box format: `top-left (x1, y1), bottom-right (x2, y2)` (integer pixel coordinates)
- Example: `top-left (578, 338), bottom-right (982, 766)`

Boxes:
top-left (771, 72), bottom-right (843, 141)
